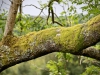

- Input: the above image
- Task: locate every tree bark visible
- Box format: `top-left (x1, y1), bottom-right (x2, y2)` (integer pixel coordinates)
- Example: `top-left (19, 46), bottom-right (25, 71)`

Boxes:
top-left (0, 14), bottom-right (100, 72)
top-left (4, 0), bottom-right (21, 36)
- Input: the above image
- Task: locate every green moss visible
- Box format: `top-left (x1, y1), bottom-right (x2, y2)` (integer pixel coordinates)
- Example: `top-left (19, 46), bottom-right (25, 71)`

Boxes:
top-left (2, 14), bottom-right (100, 59)
top-left (54, 25), bottom-right (84, 52)
top-left (12, 32), bottom-right (36, 51)
top-left (25, 25), bottom-right (84, 53)
top-left (86, 14), bottom-right (100, 26)
top-left (2, 35), bottom-right (18, 47)
top-left (32, 27), bottom-right (57, 45)
top-left (2, 14), bottom-right (100, 63)
top-left (1, 14), bottom-right (100, 68)
top-left (85, 15), bottom-right (100, 33)
top-left (5, 14), bottom-right (100, 54)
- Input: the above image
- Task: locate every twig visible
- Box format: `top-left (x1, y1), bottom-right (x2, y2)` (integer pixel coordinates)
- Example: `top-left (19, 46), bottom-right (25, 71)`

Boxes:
top-left (33, 8), bottom-right (44, 22)
top-left (0, 0), bottom-right (3, 11)
top-left (3, 1), bottom-right (10, 6)
top-left (46, 7), bottom-right (50, 24)
top-left (23, 4), bottom-right (42, 10)
top-left (47, 0), bottom-right (63, 26)
top-left (54, 13), bottom-right (62, 22)
top-left (19, 0), bottom-right (22, 35)
top-left (51, 7), bottom-right (54, 23)
top-left (53, 21), bottom-right (63, 26)
top-left (9, 0), bottom-right (13, 3)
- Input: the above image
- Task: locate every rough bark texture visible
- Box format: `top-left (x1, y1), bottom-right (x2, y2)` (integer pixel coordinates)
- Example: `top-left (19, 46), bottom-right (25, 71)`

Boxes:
top-left (4, 0), bottom-right (21, 36)
top-left (82, 47), bottom-right (100, 60)
top-left (0, 14), bottom-right (100, 72)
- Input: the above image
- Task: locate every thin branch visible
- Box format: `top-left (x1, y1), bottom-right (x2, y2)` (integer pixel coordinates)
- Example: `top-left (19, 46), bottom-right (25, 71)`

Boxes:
top-left (46, 0), bottom-right (54, 25)
top-left (19, 0), bottom-right (22, 35)
top-left (54, 13), bottom-right (61, 22)
top-left (23, 4), bottom-right (47, 22)
top-left (53, 21), bottom-right (63, 26)
top-left (0, 0), bottom-right (11, 12)
top-left (51, 7), bottom-right (63, 26)
top-left (23, 4), bottom-right (42, 10)
top-left (9, 0), bottom-right (12, 2)
top-left (22, 0), bottom-right (25, 2)
top-left (46, 0), bottom-right (63, 26)
top-left (51, 7), bottom-right (54, 23)
top-left (62, 3), bottom-right (68, 21)
top-left (3, 1), bottom-right (11, 6)
top-left (0, 0), bottom-right (3, 11)
top-left (46, 7), bottom-right (50, 25)
top-left (33, 8), bottom-right (44, 22)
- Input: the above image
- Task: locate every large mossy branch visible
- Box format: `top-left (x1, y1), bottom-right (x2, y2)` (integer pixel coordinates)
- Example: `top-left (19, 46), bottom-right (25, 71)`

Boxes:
top-left (0, 14), bottom-right (100, 72)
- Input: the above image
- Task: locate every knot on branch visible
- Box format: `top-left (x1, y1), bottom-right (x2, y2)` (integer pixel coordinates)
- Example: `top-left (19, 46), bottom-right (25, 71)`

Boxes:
top-left (2, 35), bottom-right (18, 47)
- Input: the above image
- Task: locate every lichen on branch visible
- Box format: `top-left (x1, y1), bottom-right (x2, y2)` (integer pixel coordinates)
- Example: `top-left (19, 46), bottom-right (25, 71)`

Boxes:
top-left (0, 14), bottom-right (100, 72)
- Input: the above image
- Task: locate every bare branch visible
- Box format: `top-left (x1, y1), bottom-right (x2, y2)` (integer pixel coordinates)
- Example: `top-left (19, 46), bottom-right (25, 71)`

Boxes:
top-left (53, 21), bottom-right (63, 26)
top-left (46, 0), bottom-right (64, 26)
top-left (46, 0), bottom-right (54, 24)
top-left (19, 0), bottom-right (22, 35)
top-left (33, 8), bottom-right (44, 22)
top-left (54, 13), bottom-right (61, 22)
top-left (47, 7), bottom-right (50, 24)
top-left (23, 4), bottom-right (47, 22)
top-left (51, 7), bottom-right (54, 23)
top-left (23, 4), bottom-right (42, 10)
top-left (3, 1), bottom-right (11, 6)
top-left (9, 0), bottom-right (13, 3)
top-left (51, 7), bottom-right (63, 26)
top-left (0, 0), bottom-right (3, 11)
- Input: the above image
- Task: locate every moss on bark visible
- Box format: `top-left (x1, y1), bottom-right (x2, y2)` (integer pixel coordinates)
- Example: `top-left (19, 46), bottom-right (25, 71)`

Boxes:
top-left (0, 14), bottom-right (100, 72)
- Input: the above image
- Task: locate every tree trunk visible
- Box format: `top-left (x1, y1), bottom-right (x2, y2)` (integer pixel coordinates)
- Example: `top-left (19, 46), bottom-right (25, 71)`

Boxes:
top-left (4, 0), bottom-right (21, 36)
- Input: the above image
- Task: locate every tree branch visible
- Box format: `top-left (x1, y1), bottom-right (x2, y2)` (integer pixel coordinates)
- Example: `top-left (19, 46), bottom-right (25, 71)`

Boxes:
top-left (1, 0), bottom-right (100, 73)
top-left (0, 14), bottom-right (100, 72)
top-left (47, 0), bottom-right (63, 26)
top-left (0, 0), bottom-right (3, 11)
top-left (47, 7), bottom-right (50, 25)
top-left (23, 4), bottom-right (42, 10)
top-left (80, 47), bottom-right (100, 60)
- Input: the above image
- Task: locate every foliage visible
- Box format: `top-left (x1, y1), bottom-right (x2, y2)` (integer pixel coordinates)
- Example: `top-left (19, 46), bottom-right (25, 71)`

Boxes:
top-left (14, 14), bottom-right (48, 36)
top-left (46, 53), bottom-right (70, 75)
top-left (46, 0), bottom-right (100, 74)
top-left (47, 53), bottom-right (87, 75)
top-left (0, 10), bottom-right (7, 40)
top-left (81, 65), bottom-right (100, 75)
